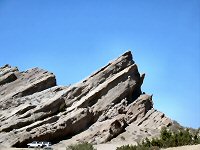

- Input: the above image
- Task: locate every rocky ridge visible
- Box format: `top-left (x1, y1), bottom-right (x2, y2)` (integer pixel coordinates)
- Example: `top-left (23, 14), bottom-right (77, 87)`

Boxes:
top-left (0, 51), bottom-right (172, 148)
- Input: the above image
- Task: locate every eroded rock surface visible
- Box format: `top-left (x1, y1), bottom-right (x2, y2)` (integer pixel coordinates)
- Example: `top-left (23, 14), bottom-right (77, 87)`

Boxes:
top-left (0, 51), bottom-right (172, 148)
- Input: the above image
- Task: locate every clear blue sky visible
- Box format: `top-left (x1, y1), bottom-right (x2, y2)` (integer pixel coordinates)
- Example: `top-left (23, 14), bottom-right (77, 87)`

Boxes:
top-left (0, 0), bottom-right (199, 128)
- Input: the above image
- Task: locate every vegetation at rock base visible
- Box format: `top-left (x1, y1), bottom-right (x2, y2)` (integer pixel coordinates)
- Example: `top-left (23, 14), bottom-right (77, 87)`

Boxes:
top-left (66, 142), bottom-right (96, 150)
top-left (117, 127), bottom-right (200, 150)
top-left (116, 145), bottom-right (159, 150)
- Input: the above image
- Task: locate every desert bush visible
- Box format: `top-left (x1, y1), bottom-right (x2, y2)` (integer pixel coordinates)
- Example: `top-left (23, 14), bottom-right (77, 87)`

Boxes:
top-left (116, 144), bottom-right (159, 150)
top-left (116, 145), bottom-right (137, 150)
top-left (66, 142), bottom-right (96, 150)
top-left (117, 127), bottom-right (200, 150)
top-left (150, 138), bottom-right (162, 147)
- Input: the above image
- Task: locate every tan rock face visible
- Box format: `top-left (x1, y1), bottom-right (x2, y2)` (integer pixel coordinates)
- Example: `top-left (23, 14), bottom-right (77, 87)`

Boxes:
top-left (0, 51), bottom-right (172, 148)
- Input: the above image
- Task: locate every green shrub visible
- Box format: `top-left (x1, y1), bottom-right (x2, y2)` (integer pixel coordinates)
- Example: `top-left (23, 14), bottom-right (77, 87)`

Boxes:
top-left (117, 127), bottom-right (200, 150)
top-left (116, 144), bottom-right (160, 150)
top-left (150, 138), bottom-right (162, 147)
top-left (66, 142), bottom-right (96, 150)
top-left (116, 145), bottom-right (137, 150)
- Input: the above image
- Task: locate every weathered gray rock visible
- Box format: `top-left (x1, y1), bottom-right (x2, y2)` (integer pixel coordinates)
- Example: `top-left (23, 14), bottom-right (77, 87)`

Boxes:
top-left (0, 51), bottom-right (173, 148)
top-left (0, 67), bottom-right (57, 110)
top-left (0, 65), bottom-right (19, 86)
top-left (0, 64), bottom-right (19, 77)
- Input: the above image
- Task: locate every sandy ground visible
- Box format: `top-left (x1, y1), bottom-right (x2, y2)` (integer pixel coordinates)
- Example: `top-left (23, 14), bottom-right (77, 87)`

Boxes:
top-left (0, 144), bottom-right (200, 150)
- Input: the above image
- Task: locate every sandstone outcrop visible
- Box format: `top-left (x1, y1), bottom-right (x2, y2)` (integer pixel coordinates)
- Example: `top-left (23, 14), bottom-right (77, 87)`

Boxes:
top-left (0, 51), bottom-right (172, 148)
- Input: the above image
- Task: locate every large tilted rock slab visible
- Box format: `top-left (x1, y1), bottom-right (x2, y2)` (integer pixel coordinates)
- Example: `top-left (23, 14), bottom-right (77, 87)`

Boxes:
top-left (0, 51), bottom-right (173, 148)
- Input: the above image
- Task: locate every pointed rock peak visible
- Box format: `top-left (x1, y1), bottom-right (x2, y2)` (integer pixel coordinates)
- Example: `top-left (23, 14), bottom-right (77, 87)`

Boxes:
top-left (112, 50), bottom-right (134, 64)
top-left (120, 50), bottom-right (134, 62)
top-left (122, 50), bottom-right (132, 57)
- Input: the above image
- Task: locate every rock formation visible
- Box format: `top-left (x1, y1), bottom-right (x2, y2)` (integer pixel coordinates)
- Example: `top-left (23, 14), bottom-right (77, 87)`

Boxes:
top-left (0, 51), bottom-right (172, 148)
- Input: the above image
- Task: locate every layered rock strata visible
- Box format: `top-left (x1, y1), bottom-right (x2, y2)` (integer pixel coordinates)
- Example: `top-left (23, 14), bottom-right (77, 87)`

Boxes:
top-left (0, 51), bottom-right (172, 148)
